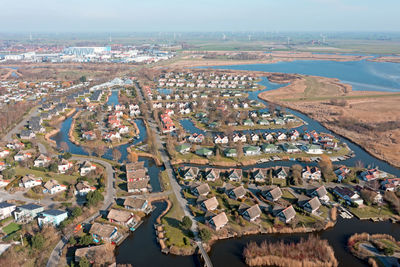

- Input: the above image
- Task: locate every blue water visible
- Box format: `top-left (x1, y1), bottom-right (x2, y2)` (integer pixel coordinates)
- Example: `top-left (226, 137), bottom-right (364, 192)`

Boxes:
top-left (214, 60), bottom-right (400, 92)
top-left (179, 119), bottom-right (206, 135)
top-left (107, 90), bottom-right (120, 106)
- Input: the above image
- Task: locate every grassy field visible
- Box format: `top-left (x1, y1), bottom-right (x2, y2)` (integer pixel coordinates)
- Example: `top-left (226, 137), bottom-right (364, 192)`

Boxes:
top-left (2, 222), bottom-right (21, 235)
top-left (349, 205), bottom-right (394, 219)
top-left (15, 166), bottom-right (77, 184)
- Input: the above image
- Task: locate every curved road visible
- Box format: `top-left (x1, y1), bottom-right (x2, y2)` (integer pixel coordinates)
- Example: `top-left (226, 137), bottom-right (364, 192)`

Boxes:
top-left (46, 156), bottom-right (116, 267)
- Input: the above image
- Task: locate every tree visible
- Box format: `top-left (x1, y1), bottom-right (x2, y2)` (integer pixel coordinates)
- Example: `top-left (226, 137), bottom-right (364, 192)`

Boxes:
top-left (79, 234), bottom-right (93, 246)
top-left (319, 154), bottom-right (335, 182)
top-left (112, 148), bottom-right (122, 162)
top-left (290, 164), bottom-right (303, 185)
top-left (69, 236), bottom-right (77, 246)
top-left (62, 152), bottom-right (72, 159)
top-left (79, 256), bottom-right (90, 267)
top-left (94, 145), bottom-right (106, 158)
top-left (199, 228), bottom-right (212, 242)
top-left (236, 142), bottom-right (243, 159)
top-left (49, 162), bottom-right (58, 173)
top-left (31, 233), bottom-right (45, 250)
top-left (181, 216), bottom-right (192, 230)
top-left (79, 76), bottom-right (87, 83)
top-left (2, 168), bottom-right (15, 180)
top-left (127, 151), bottom-right (138, 163)
top-left (86, 190), bottom-right (104, 207)
top-left (72, 207), bottom-right (83, 218)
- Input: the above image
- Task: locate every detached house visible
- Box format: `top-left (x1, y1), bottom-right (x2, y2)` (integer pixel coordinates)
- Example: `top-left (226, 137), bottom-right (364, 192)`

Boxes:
top-left (207, 212), bottom-right (228, 231)
top-left (75, 181), bottom-right (96, 196)
top-left (249, 168), bottom-right (268, 182)
top-left (228, 185), bottom-right (246, 200)
top-left (203, 168), bottom-right (220, 181)
top-left (43, 179), bottom-right (67, 194)
top-left (123, 197), bottom-right (149, 212)
top-left (191, 183), bottom-right (210, 196)
top-left (180, 167), bottom-right (199, 180)
top-left (360, 168), bottom-right (387, 182)
top-left (301, 197), bottom-right (321, 214)
top-left (19, 175), bottom-right (42, 188)
top-left (277, 205), bottom-right (296, 223)
top-left (200, 196), bottom-right (219, 211)
top-left (38, 209), bottom-right (68, 227)
top-left (14, 204), bottom-right (44, 222)
top-left (262, 186), bottom-right (282, 202)
top-left (333, 186), bottom-right (364, 206)
top-left (58, 159), bottom-right (73, 173)
top-left (239, 204), bottom-right (261, 222)
top-left (227, 169), bottom-right (242, 182)
top-left (302, 166), bottom-right (321, 180)
top-left (0, 202), bottom-right (16, 220)
top-left (34, 154), bottom-right (51, 168)
top-left (107, 209), bottom-right (138, 227)
top-left (80, 161), bottom-right (97, 176)
top-left (89, 222), bottom-right (118, 243)
top-left (309, 185), bottom-right (330, 203)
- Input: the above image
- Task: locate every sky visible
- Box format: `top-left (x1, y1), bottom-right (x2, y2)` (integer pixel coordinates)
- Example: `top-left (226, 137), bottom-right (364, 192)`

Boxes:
top-left (0, 0), bottom-right (399, 32)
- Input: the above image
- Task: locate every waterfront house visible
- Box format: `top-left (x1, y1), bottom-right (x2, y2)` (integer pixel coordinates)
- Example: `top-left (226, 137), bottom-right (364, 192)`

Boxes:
top-left (232, 133), bottom-right (246, 143)
top-left (203, 168), bottom-right (220, 181)
top-left (277, 205), bottom-right (296, 223)
top-left (195, 147), bottom-right (213, 157)
top-left (239, 204), bottom-right (261, 222)
top-left (107, 209), bottom-right (138, 227)
top-left (14, 204), bottom-right (44, 222)
top-left (37, 209), bottom-right (68, 227)
top-left (214, 135), bottom-right (229, 144)
top-left (302, 166), bottom-right (321, 180)
top-left (249, 168), bottom-right (268, 182)
top-left (180, 167), bottom-right (199, 180)
top-left (261, 143), bottom-right (278, 153)
top-left (82, 131), bottom-right (96, 140)
top-left (228, 185), bottom-right (246, 200)
top-left (207, 212), bottom-right (228, 231)
top-left (263, 133), bottom-right (274, 141)
top-left (227, 169), bottom-right (242, 182)
top-left (243, 119), bottom-right (254, 126)
top-left (127, 179), bottom-right (150, 193)
top-left (89, 222), bottom-right (118, 243)
top-left (200, 196), bottom-right (219, 211)
top-left (333, 186), bottom-right (364, 206)
top-left (243, 145), bottom-right (261, 156)
top-left (273, 167), bottom-right (288, 179)
top-left (224, 148), bottom-right (237, 158)
top-left (123, 197), bottom-right (149, 212)
top-left (258, 119), bottom-right (270, 126)
top-left (334, 166), bottom-right (351, 182)
top-left (176, 143), bottom-right (191, 154)
top-left (188, 133), bottom-right (204, 143)
top-left (281, 143), bottom-right (300, 153)
top-left (276, 132), bottom-right (287, 140)
top-left (381, 178), bottom-right (400, 191)
top-left (305, 144), bottom-right (324, 154)
top-left (0, 202), bottom-right (16, 220)
top-left (301, 196), bottom-right (321, 214)
top-left (20, 130), bottom-right (36, 140)
top-left (360, 168), bottom-right (387, 182)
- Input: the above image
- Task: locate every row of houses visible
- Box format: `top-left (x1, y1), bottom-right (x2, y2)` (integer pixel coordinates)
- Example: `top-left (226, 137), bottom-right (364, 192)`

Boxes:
top-left (126, 161), bottom-right (151, 193)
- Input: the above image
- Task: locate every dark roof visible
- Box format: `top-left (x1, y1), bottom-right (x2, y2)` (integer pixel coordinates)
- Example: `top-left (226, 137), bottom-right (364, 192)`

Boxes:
top-left (0, 202), bottom-right (16, 209)
top-left (42, 209), bottom-right (67, 216)
top-left (18, 204), bottom-right (43, 210)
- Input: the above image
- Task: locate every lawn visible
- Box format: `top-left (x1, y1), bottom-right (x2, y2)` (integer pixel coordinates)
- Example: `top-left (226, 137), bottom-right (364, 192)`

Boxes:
top-left (15, 167), bottom-right (77, 185)
top-left (349, 205), bottom-right (394, 219)
top-left (3, 222), bottom-right (21, 235)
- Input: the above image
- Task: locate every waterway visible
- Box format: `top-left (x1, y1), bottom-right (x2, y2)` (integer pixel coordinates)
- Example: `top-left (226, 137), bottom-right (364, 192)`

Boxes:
top-left (107, 90), bottom-right (120, 106)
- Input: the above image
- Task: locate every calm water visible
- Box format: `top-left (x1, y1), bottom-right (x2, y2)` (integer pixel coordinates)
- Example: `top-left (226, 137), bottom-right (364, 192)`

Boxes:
top-left (116, 201), bottom-right (199, 267)
top-left (158, 88), bottom-right (173, 95)
top-left (213, 59), bottom-right (400, 92)
top-left (107, 90), bottom-right (120, 106)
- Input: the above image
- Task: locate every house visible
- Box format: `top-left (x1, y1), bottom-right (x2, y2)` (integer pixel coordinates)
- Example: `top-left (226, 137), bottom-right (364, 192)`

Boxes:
top-left (232, 133), bottom-right (246, 143)
top-left (34, 154), bottom-right (51, 167)
top-left (243, 119), bottom-right (254, 126)
top-left (309, 185), bottom-right (330, 203)
top-left (277, 205), bottom-right (296, 223)
top-left (82, 131), bottom-right (96, 140)
top-left (107, 209), bottom-right (138, 227)
top-left (258, 119), bottom-right (270, 126)
top-left (334, 166), bottom-right (351, 182)
top-left (0, 149), bottom-right (10, 158)
top-left (239, 204), bottom-right (261, 222)
top-left (273, 167), bottom-right (288, 179)
top-left (20, 130), bottom-right (36, 140)
top-left (227, 169), bottom-right (242, 182)
top-left (37, 209), bottom-right (68, 227)
top-left (0, 162), bottom-right (6, 171)
top-left (224, 148), bottom-right (237, 158)
top-left (89, 222), bottom-right (118, 243)
top-left (262, 186), bottom-right (282, 202)
top-left (333, 186), bottom-right (364, 206)
top-left (195, 147), bottom-right (213, 157)
top-left (207, 212), bottom-right (228, 231)
top-left (203, 168), bottom-right (220, 181)
top-left (80, 161), bottom-right (97, 176)
top-left (243, 145), bottom-right (261, 156)
top-left (14, 151), bottom-right (32, 162)
top-left (305, 144), bottom-right (324, 154)
top-left (118, 125), bottom-right (130, 135)
top-left (200, 196), bottom-right (219, 211)
top-left (43, 180), bottom-right (67, 194)
top-left (228, 185), bottom-right (246, 200)
top-left (19, 175), bottom-right (42, 188)
top-left (249, 168), bottom-right (267, 182)
top-left (381, 178), bottom-right (400, 191)
top-left (191, 183), bottom-right (210, 196)
top-left (301, 197), bottom-right (321, 214)
top-left (281, 143), bottom-right (300, 153)
top-left (180, 167), bottom-right (199, 180)
top-left (276, 132), bottom-right (287, 140)
top-left (188, 133), bottom-right (204, 143)
top-left (302, 166), bottom-right (321, 180)
top-left (176, 143), bottom-right (191, 154)
top-left (58, 159), bottom-right (73, 173)
top-left (360, 168), bottom-right (387, 182)
top-left (261, 143), bottom-right (278, 153)
top-left (75, 181), bottom-right (96, 196)
top-left (263, 133), bottom-right (274, 141)
top-left (123, 197), bottom-right (149, 212)
top-left (0, 202), bottom-right (16, 220)
top-left (214, 135), bottom-right (229, 144)
top-left (14, 204), bottom-right (44, 222)
top-left (127, 179), bottom-right (150, 193)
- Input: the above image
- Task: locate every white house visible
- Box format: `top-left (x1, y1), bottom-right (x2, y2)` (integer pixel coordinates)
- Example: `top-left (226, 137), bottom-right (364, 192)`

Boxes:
top-left (80, 161), bottom-right (97, 176)
top-left (0, 202), bottom-right (16, 220)
top-left (58, 159), bottom-right (73, 173)
top-left (19, 175), bottom-right (42, 188)
top-left (43, 180), bottom-right (67, 194)
top-left (34, 154), bottom-right (51, 167)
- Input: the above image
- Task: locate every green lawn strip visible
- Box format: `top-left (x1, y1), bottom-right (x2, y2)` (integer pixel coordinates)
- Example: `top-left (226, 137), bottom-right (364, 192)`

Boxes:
top-left (15, 167), bottom-right (77, 185)
top-left (349, 205), bottom-right (394, 219)
top-left (3, 222), bottom-right (21, 235)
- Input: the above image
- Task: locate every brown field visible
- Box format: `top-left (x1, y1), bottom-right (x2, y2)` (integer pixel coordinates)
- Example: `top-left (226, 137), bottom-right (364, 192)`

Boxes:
top-left (259, 74), bottom-right (400, 168)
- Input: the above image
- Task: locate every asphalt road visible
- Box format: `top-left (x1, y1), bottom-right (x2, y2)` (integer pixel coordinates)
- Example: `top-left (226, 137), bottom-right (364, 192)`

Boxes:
top-left (2, 106), bottom-right (40, 142)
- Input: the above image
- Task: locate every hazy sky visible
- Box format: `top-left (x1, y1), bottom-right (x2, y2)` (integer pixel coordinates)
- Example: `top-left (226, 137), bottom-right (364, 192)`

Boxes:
top-left (1, 0), bottom-right (399, 32)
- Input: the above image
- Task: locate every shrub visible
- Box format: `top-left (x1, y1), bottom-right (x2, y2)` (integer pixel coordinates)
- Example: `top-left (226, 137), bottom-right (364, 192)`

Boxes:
top-left (199, 228), bottom-right (212, 242)
top-left (181, 216), bottom-right (192, 230)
